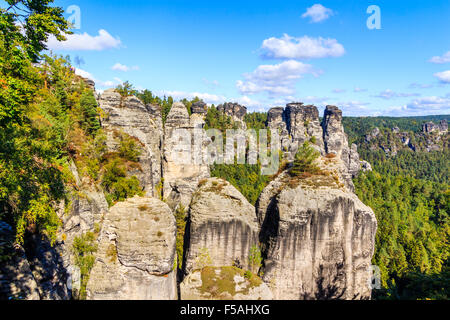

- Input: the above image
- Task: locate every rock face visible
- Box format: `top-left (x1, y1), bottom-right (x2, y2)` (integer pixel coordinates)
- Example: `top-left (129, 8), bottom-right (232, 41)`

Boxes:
top-left (268, 103), bottom-right (325, 160)
top-left (99, 89), bottom-right (163, 196)
top-left (86, 196), bottom-right (177, 300)
top-left (422, 120), bottom-right (448, 134)
top-left (163, 102), bottom-right (210, 210)
top-left (0, 222), bottom-right (41, 300)
top-left (191, 101), bottom-right (208, 115)
top-left (256, 158), bottom-right (377, 300)
top-left (322, 106), bottom-right (364, 186)
top-left (183, 178), bottom-right (259, 275)
top-left (180, 267), bottom-right (273, 300)
top-left (285, 103), bottom-right (325, 155)
top-left (218, 102), bottom-right (247, 128)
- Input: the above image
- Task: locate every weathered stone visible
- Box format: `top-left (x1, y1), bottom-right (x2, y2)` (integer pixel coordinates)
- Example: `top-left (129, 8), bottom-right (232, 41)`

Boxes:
top-left (163, 102), bottom-right (210, 210)
top-left (322, 106), bottom-right (359, 188)
top-left (0, 222), bottom-right (41, 300)
top-left (86, 196), bottom-right (177, 300)
top-left (422, 120), bottom-right (448, 134)
top-left (180, 267), bottom-right (273, 300)
top-left (218, 102), bottom-right (247, 128)
top-left (285, 103), bottom-right (325, 156)
top-left (99, 90), bottom-right (163, 196)
top-left (256, 157), bottom-right (377, 300)
top-left (267, 103), bottom-right (325, 161)
top-left (365, 127), bottom-right (381, 142)
top-left (184, 178), bottom-right (259, 275)
top-left (191, 101), bottom-right (208, 115)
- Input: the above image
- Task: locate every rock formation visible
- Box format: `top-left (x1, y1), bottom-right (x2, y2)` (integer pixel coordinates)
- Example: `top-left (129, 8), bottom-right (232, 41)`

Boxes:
top-left (163, 102), bottom-right (210, 210)
top-left (99, 89), bottom-right (163, 197)
top-left (268, 103), bottom-right (366, 186)
top-left (422, 120), bottom-right (448, 134)
top-left (86, 196), bottom-right (177, 300)
top-left (268, 103), bottom-right (325, 160)
top-left (180, 267), bottom-right (273, 300)
top-left (256, 157), bottom-right (377, 300)
top-left (191, 101), bottom-right (208, 115)
top-left (0, 222), bottom-right (41, 300)
top-left (217, 102), bottom-right (247, 128)
top-left (285, 103), bottom-right (325, 155)
top-left (183, 178), bottom-right (259, 275)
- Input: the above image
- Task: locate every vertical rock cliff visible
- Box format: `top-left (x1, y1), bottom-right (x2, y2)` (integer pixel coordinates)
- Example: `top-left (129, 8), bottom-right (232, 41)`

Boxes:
top-left (163, 102), bottom-right (210, 210)
top-left (86, 196), bottom-right (177, 300)
top-left (183, 178), bottom-right (260, 275)
top-left (99, 89), bottom-right (163, 196)
top-left (256, 158), bottom-right (377, 300)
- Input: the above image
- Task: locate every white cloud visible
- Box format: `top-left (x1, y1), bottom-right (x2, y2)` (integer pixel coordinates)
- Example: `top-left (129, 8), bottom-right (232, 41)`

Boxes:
top-left (236, 60), bottom-right (319, 96)
top-left (47, 29), bottom-right (121, 51)
top-left (387, 95), bottom-right (450, 116)
top-left (354, 87), bottom-right (368, 92)
top-left (333, 89), bottom-right (346, 93)
top-left (429, 51), bottom-right (450, 64)
top-left (434, 70), bottom-right (450, 83)
top-left (336, 101), bottom-right (374, 116)
top-left (111, 63), bottom-right (139, 72)
top-left (301, 4), bottom-right (334, 23)
top-left (74, 68), bottom-right (120, 89)
top-left (261, 34), bottom-right (345, 60)
top-left (375, 89), bottom-right (420, 100)
top-left (74, 68), bottom-right (95, 80)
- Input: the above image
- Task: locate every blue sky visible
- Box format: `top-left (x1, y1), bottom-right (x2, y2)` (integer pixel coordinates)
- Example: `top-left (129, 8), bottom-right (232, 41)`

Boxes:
top-left (32, 1), bottom-right (450, 115)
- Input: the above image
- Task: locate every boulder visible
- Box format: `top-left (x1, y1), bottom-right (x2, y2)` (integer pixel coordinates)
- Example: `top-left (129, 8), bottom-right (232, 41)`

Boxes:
top-left (86, 196), bottom-right (177, 300)
top-left (180, 267), bottom-right (272, 300)
top-left (256, 158), bottom-right (377, 300)
top-left (183, 178), bottom-right (259, 275)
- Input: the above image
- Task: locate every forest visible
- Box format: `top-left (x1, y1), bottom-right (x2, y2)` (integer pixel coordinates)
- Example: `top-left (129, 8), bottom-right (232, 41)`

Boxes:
top-left (0, 0), bottom-right (448, 301)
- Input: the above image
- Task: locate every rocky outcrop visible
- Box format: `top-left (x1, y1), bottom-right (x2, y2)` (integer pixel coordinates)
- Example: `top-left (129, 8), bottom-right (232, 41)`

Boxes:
top-left (285, 103), bottom-right (325, 155)
top-left (267, 103), bottom-right (325, 161)
top-left (322, 106), bottom-right (364, 186)
top-left (86, 196), bottom-right (177, 300)
top-left (99, 89), bottom-right (163, 197)
top-left (422, 120), bottom-right (448, 134)
top-left (191, 101), bottom-right (208, 115)
top-left (365, 128), bottom-right (380, 142)
top-left (183, 178), bottom-right (259, 275)
top-left (218, 103), bottom-right (247, 128)
top-left (180, 267), bottom-right (273, 300)
top-left (163, 102), bottom-right (210, 210)
top-left (256, 157), bottom-right (377, 300)
top-left (0, 222), bottom-right (41, 300)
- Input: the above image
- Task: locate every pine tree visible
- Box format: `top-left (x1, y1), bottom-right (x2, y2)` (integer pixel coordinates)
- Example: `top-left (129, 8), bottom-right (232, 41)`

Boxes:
top-left (290, 142), bottom-right (321, 176)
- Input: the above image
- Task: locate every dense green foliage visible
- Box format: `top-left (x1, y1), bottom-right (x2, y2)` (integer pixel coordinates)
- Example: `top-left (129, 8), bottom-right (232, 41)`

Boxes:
top-left (175, 205), bottom-right (187, 271)
top-left (343, 115), bottom-right (448, 145)
top-left (349, 115), bottom-right (449, 300)
top-left (355, 172), bottom-right (449, 299)
top-left (0, 0), bottom-right (71, 244)
top-left (0, 1), bottom-right (144, 244)
top-left (72, 231), bottom-right (98, 300)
